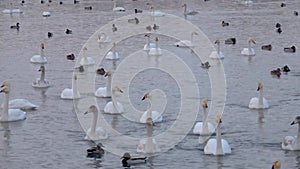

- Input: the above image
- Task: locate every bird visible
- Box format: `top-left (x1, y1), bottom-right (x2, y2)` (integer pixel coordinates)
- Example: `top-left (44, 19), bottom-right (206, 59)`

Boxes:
top-left (209, 39), bottom-right (225, 59)
top-left (47, 32), bottom-right (53, 38)
top-left (112, 24), bottom-right (117, 32)
top-left (97, 33), bottom-right (111, 43)
top-left (270, 68), bottom-right (281, 78)
top-left (261, 44), bottom-right (272, 51)
top-left (134, 8), bottom-right (142, 13)
top-left (281, 65), bottom-right (290, 72)
top-left (276, 27), bottom-right (282, 34)
top-left (86, 143), bottom-right (105, 159)
top-left (32, 65), bottom-right (50, 88)
top-left (79, 47), bottom-right (95, 65)
top-left (149, 6), bottom-right (165, 17)
top-left (59, 1), bottom-right (63, 5)
top-left (74, 65), bottom-right (84, 73)
top-left (146, 25), bottom-right (152, 31)
top-left (182, 4), bottom-right (198, 16)
top-left (193, 100), bottom-right (215, 135)
top-left (271, 160), bottom-right (281, 169)
top-left (280, 3), bottom-right (286, 7)
top-left (241, 38), bottom-right (256, 56)
top-left (140, 93), bottom-right (163, 123)
top-left (42, 11), bottom-right (51, 17)
top-left (66, 53), bottom-right (75, 60)
top-left (30, 43), bottom-right (47, 64)
top-left (221, 21), bottom-right (229, 27)
top-left (2, 3), bottom-right (23, 14)
top-left (201, 61), bottom-right (211, 69)
top-left (275, 23), bottom-right (281, 28)
top-left (96, 68), bottom-right (105, 75)
top-left (249, 82), bottom-right (269, 109)
top-left (65, 29), bottom-right (72, 34)
top-left (84, 6), bottom-right (92, 10)
top-left (224, 38), bottom-right (236, 45)
top-left (282, 116), bottom-right (300, 150)
top-left (284, 46), bottom-right (296, 53)
top-left (153, 24), bottom-right (159, 31)
top-left (10, 23), bottom-right (20, 30)
top-left (204, 114), bottom-right (232, 155)
top-left (60, 74), bottom-right (81, 99)
top-left (174, 32), bottom-right (198, 47)
top-left (143, 34), bottom-right (156, 51)
top-left (149, 37), bottom-right (162, 56)
top-left (41, 0), bottom-right (44, 4)
top-left (121, 153), bottom-right (147, 168)
top-left (95, 71), bottom-right (112, 98)
top-left (112, 0), bottom-right (125, 12)
top-left (105, 42), bottom-right (119, 60)
top-left (103, 86), bottom-right (124, 114)
top-left (294, 11), bottom-right (299, 16)
top-left (128, 17), bottom-right (139, 24)
top-left (74, 0), bottom-right (79, 4)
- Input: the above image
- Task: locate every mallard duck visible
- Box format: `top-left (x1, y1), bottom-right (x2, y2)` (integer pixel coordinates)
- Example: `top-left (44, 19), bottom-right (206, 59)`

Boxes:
top-left (66, 53), bottom-right (75, 60)
top-left (294, 11), bottom-right (299, 16)
top-left (112, 24), bottom-right (117, 32)
top-left (134, 8), bottom-right (142, 13)
top-left (276, 27), bottom-right (282, 34)
top-left (87, 143), bottom-right (105, 158)
top-left (284, 46), bottom-right (296, 53)
top-left (47, 32), bottom-right (53, 38)
top-left (96, 68), bottom-right (105, 75)
top-left (270, 68), bottom-right (281, 78)
top-left (280, 3), bottom-right (286, 7)
top-left (84, 6), bottom-right (92, 10)
top-left (225, 38), bottom-right (236, 45)
top-left (201, 61), bottom-right (211, 69)
top-left (121, 153), bottom-right (147, 168)
top-left (261, 44), bottom-right (272, 51)
top-left (271, 160), bottom-right (281, 169)
top-left (128, 17), bottom-right (139, 24)
top-left (281, 65), bottom-right (290, 72)
top-left (10, 23), bottom-right (20, 30)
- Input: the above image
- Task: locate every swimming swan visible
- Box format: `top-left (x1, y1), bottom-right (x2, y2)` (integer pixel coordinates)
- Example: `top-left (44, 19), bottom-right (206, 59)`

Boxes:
top-left (204, 114), bottom-right (232, 155)
top-left (249, 82), bottom-right (269, 109)
top-left (140, 93), bottom-right (163, 123)
top-left (60, 74), bottom-right (81, 99)
top-left (193, 100), bottom-right (214, 135)
top-left (241, 38), bottom-right (256, 56)
top-left (209, 39), bottom-right (225, 59)
top-left (104, 86), bottom-right (124, 114)
top-left (30, 43), bottom-right (47, 64)
top-left (32, 65), bottom-right (50, 88)
top-left (112, 0), bottom-right (125, 12)
top-left (149, 37), bottom-right (162, 56)
top-left (105, 42), bottom-right (120, 60)
top-left (84, 105), bottom-right (108, 140)
top-left (174, 32), bottom-right (198, 47)
top-left (281, 116), bottom-right (300, 150)
top-left (143, 34), bottom-right (156, 51)
top-left (79, 47), bottom-right (95, 66)
top-left (95, 71), bottom-right (112, 98)
top-left (137, 118), bottom-right (160, 153)
top-left (97, 33), bottom-right (111, 43)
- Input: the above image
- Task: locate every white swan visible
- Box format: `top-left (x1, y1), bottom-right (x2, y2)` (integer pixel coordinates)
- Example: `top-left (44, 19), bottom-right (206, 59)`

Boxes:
top-left (112, 0), bottom-right (125, 12)
top-left (193, 100), bottom-right (215, 135)
top-left (143, 34), bottom-right (156, 51)
top-left (79, 47), bottom-right (95, 66)
top-left (241, 38), bottom-right (256, 56)
top-left (84, 105), bottom-right (108, 140)
top-left (137, 118), bottom-right (160, 153)
top-left (249, 82), bottom-right (269, 109)
top-left (42, 11), bottom-right (51, 17)
top-left (271, 160), bottom-right (281, 169)
top-left (1, 81), bottom-right (38, 110)
top-left (0, 83), bottom-right (26, 122)
top-left (105, 42), bottom-right (120, 60)
top-left (149, 6), bottom-right (165, 17)
top-left (182, 4), bottom-right (198, 16)
top-left (104, 86), bottom-right (124, 114)
top-left (2, 3), bottom-right (23, 14)
top-left (204, 114), bottom-right (232, 155)
top-left (149, 37), bottom-right (162, 56)
top-left (32, 65), bottom-right (50, 88)
top-left (209, 39), bottom-right (225, 59)
top-left (95, 71), bottom-right (112, 98)
top-left (30, 43), bottom-right (47, 64)
top-left (140, 93), bottom-right (163, 123)
top-left (282, 116), bottom-right (300, 150)
top-left (60, 74), bottom-right (81, 99)
top-left (174, 32), bottom-right (198, 47)
top-left (97, 33), bottom-right (111, 43)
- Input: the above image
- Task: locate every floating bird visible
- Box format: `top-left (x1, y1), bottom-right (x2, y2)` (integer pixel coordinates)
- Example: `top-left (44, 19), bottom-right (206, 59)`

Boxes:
top-left (149, 37), bottom-right (162, 56)
top-left (280, 3), bottom-right (286, 7)
top-left (74, 0), bottom-right (79, 4)
top-left (128, 17), bottom-right (139, 24)
top-left (121, 153), bottom-right (147, 168)
top-left (294, 11), bottom-right (299, 16)
top-left (153, 24), bottom-right (159, 31)
top-left (112, 24), bottom-right (117, 32)
top-left (96, 68), bottom-right (105, 75)
top-left (87, 143), bottom-right (105, 159)
top-left (221, 20), bottom-right (229, 27)
top-left (201, 61), bottom-right (211, 69)
top-left (97, 33), bottom-right (111, 43)
top-left (21, 0), bottom-right (25, 4)
top-left (59, 1), bottom-right (63, 4)
top-left (276, 27), bottom-right (282, 34)
top-left (143, 34), bottom-right (156, 51)
top-left (140, 93), bottom-right (163, 123)
top-left (80, 47), bottom-right (95, 65)
top-left (66, 53), bottom-right (75, 60)
top-left (60, 74), bottom-right (81, 99)
top-left (174, 32), bottom-right (198, 47)
top-left (284, 46), bottom-right (296, 53)
top-left (249, 82), bottom-right (269, 109)
top-left (104, 86), bottom-right (124, 114)
top-left (271, 160), bottom-right (281, 169)
top-left (270, 68), bottom-right (281, 78)
top-left (224, 38), bottom-right (236, 45)
top-left (47, 32), bottom-right (53, 38)
top-left (10, 23), bottom-right (20, 30)
top-left (74, 65), bottom-right (84, 73)
top-left (95, 71), bottom-right (112, 98)
top-left (241, 38), bottom-right (256, 56)
top-left (84, 6), bottom-right (92, 10)
top-left (105, 42), bottom-right (120, 60)
top-left (41, 0), bottom-right (44, 4)
top-left (42, 11), bottom-right (51, 17)
top-left (30, 43), bottom-right (47, 63)
top-left (209, 39), bottom-right (225, 59)
top-left (2, 3), bottom-right (23, 14)
top-left (65, 29), bottom-right (72, 34)
top-left (146, 25), bottom-right (152, 31)
top-left (261, 44), bottom-right (272, 51)
top-left (281, 65), bottom-right (290, 72)
top-left (193, 100), bottom-right (214, 135)
top-left (149, 6), bottom-right (165, 17)
top-left (282, 116), bottom-right (300, 150)
top-left (112, 0), bottom-right (125, 12)
top-left (182, 4), bottom-right (198, 16)
top-left (134, 8), bottom-right (142, 13)
top-left (275, 23), bottom-right (281, 28)
top-left (32, 65), bottom-right (50, 88)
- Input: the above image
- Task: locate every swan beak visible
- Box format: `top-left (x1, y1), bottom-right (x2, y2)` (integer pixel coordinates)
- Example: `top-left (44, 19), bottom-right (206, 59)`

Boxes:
top-left (0, 84), bottom-right (4, 88)
top-left (119, 89), bottom-right (123, 93)
top-left (142, 96), bottom-right (146, 100)
top-left (38, 68), bottom-right (42, 72)
top-left (84, 111), bottom-right (89, 115)
top-left (0, 88), bottom-right (6, 93)
top-left (291, 121), bottom-right (296, 125)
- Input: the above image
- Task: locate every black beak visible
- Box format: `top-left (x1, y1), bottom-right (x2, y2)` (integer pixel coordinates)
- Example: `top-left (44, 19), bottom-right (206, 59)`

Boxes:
top-left (291, 121), bottom-right (295, 125)
top-left (119, 90), bottom-right (123, 93)
top-left (142, 96), bottom-right (146, 100)
top-left (84, 111), bottom-right (88, 115)
top-left (257, 87), bottom-right (260, 91)
top-left (220, 119), bottom-right (222, 123)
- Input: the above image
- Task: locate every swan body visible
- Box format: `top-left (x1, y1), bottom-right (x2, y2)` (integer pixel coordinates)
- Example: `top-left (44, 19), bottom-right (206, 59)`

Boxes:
top-left (104, 86), bottom-right (124, 114)
top-left (149, 37), bottom-right (162, 56)
top-left (204, 114), bottom-right (231, 155)
top-left (249, 82), bottom-right (269, 109)
top-left (60, 74), bottom-right (81, 99)
top-left (174, 32), bottom-right (198, 48)
top-left (105, 43), bottom-right (119, 60)
top-left (112, 1), bottom-right (125, 12)
top-left (42, 11), bottom-right (51, 17)
top-left (193, 100), bottom-right (215, 135)
top-left (31, 43), bottom-right (47, 63)
top-left (7, 99), bottom-right (38, 110)
top-left (97, 33), bottom-right (111, 43)
top-left (3, 9), bottom-right (23, 14)
top-left (241, 38), bottom-right (256, 56)
top-left (209, 39), bottom-right (224, 59)
top-left (140, 93), bottom-right (163, 123)
top-left (95, 72), bottom-right (112, 98)
top-left (84, 105), bottom-right (108, 140)
top-left (32, 65), bottom-right (50, 88)
top-left (80, 47), bottom-right (95, 66)
top-left (282, 116), bottom-right (300, 150)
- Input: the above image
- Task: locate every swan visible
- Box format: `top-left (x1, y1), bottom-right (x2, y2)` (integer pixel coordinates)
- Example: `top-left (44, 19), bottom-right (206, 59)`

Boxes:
top-left (97, 33), bottom-right (111, 43)
top-left (249, 82), bottom-right (269, 109)
top-left (121, 152), bottom-right (147, 168)
top-left (209, 39), bottom-right (225, 59)
top-left (42, 11), bottom-right (51, 17)
top-left (79, 47), bottom-right (95, 66)
top-left (0, 84), bottom-right (26, 122)
top-left (182, 4), bottom-right (198, 16)
top-left (2, 3), bottom-right (23, 14)
top-left (281, 116), bottom-right (300, 150)
top-left (105, 42), bottom-right (119, 60)
top-left (193, 100), bottom-right (215, 135)
top-left (271, 160), bottom-right (281, 169)
top-left (1, 81), bottom-right (38, 110)
top-left (149, 37), bottom-right (162, 56)
top-left (137, 118), bottom-right (160, 153)
top-left (140, 93), bottom-right (163, 123)
top-left (60, 74), bottom-right (81, 99)
top-left (241, 38), bottom-right (256, 56)
top-left (30, 43), bottom-right (47, 64)
top-left (143, 34), bottom-right (156, 51)
top-left (174, 32), bottom-right (198, 47)
top-left (32, 65), bottom-right (50, 88)
top-left (84, 105), bottom-right (108, 140)
top-left (95, 71), bottom-right (112, 98)
top-left (112, 0), bottom-right (125, 12)
top-left (204, 114), bottom-right (232, 155)
top-left (104, 86), bottom-right (124, 114)
top-left (149, 6), bottom-right (165, 17)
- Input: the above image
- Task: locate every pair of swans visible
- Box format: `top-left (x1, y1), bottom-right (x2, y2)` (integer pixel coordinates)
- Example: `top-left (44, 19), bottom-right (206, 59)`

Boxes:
top-left (30, 43), bottom-right (47, 64)
top-left (209, 39), bottom-right (225, 59)
top-left (249, 82), bottom-right (269, 109)
top-left (60, 74), bottom-right (81, 99)
top-left (241, 38), bottom-right (256, 56)
top-left (174, 32), bottom-right (198, 48)
top-left (282, 116), bottom-right (300, 151)
top-left (32, 65), bottom-right (50, 88)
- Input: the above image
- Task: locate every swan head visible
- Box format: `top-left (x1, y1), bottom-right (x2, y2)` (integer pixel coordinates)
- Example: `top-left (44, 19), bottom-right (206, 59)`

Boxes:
top-left (0, 86), bottom-right (9, 94)
top-left (142, 93), bottom-right (150, 100)
top-left (182, 3), bottom-right (187, 7)
top-left (202, 100), bottom-right (208, 108)
top-left (249, 38), bottom-right (256, 44)
top-left (216, 114), bottom-right (222, 124)
top-left (1, 81), bottom-right (10, 88)
top-left (154, 37), bottom-right (159, 42)
top-left (146, 117), bottom-right (154, 126)
top-left (272, 160), bottom-right (280, 169)
top-left (113, 86), bottom-right (123, 93)
top-left (104, 71), bottom-right (111, 77)
top-left (257, 82), bottom-right (262, 91)
top-left (38, 65), bottom-right (45, 72)
top-left (40, 43), bottom-right (45, 49)
top-left (291, 116), bottom-right (300, 125)
top-left (84, 105), bottom-right (98, 114)
top-left (215, 39), bottom-right (220, 44)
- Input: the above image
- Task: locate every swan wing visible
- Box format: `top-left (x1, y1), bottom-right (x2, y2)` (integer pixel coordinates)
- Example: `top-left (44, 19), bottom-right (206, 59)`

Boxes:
top-left (95, 87), bottom-right (111, 97)
top-left (0, 109), bottom-right (26, 122)
top-left (204, 139), bottom-right (217, 155)
top-left (193, 122), bottom-right (203, 134)
top-left (249, 97), bottom-right (258, 109)
top-left (221, 139), bottom-right (232, 154)
top-left (9, 99), bottom-right (38, 110)
top-left (60, 88), bottom-right (73, 99)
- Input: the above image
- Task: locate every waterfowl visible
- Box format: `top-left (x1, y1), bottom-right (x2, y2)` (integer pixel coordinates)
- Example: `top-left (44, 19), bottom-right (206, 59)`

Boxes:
top-left (221, 21), bottom-right (229, 27)
top-left (275, 23), bottom-right (281, 28)
top-left (96, 68), bottom-right (105, 75)
top-left (209, 39), bottom-right (225, 59)
top-left (47, 32), bottom-right (53, 38)
top-left (84, 105), bottom-right (108, 140)
top-left (149, 6), bottom-right (165, 17)
top-left (41, 0), bottom-right (44, 4)
top-left (80, 47), bottom-right (95, 65)
top-left (2, 3), bottom-right (23, 14)
top-left (261, 44), bottom-right (272, 51)
top-left (294, 11), bottom-right (299, 16)
top-left (30, 43), bottom-right (47, 64)
top-left (193, 100), bottom-right (214, 135)
top-left (0, 83), bottom-right (26, 122)
top-left (140, 93), bottom-right (163, 123)
top-left (1, 81), bottom-right (38, 110)
top-left (128, 17), bottom-right (139, 24)
top-left (149, 37), bottom-right (162, 56)
top-left (32, 65), bottom-right (50, 88)
top-left (249, 82), bottom-right (269, 109)
top-left (201, 61), bottom-right (211, 69)
top-left (153, 24), bottom-right (159, 31)
top-left (59, 1), bottom-right (63, 5)
top-left (97, 33), bottom-right (111, 43)
top-left (284, 46), bottom-right (296, 53)
top-left (87, 143), bottom-right (105, 158)
top-left (241, 38), bottom-right (256, 56)
top-left (74, 0), bottom-right (79, 4)
top-left (10, 23), bottom-right (20, 30)
top-left (281, 65), bottom-right (290, 72)
top-left (137, 118), bottom-right (160, 153)
top-left (204, 114), bottom-right (232, 155)
top-left (103, 86), bottom-right (124, 114)
top-left (270, 68), bottom-right (281, 78)
top-left (112, 0), bottom-right (125, 12)
top-left (121, 153), bottom-right (147, 168)
top-left (276, 27), bottom-right (282, 34)
top-left (280, 3), bottom-right (286, 7)
top-left (134, 8), bottom-right (142, 13)
top-left (42, 11), bottom-right (51, 17)
top-left (65, 29), bottom-right (72, 34)
top-left (271, 160), bottom-right (281, 169)
top-left (143, 34), bottom-right (156, 51)
top-left (84, 6), bottom-right (92, 10)
top-left (75, 65), bottom-right (84, 73)
top-left (60, 74), bottom-right (81, 99)
top-left (112, 24), bottom-right (117, 32)
top-left (146, 25), bottom-right (152, 31)
top-left (282, 116), bottom-right (300, 150)
top-left (105, 42), bottom-right (120, 60)
top-left (224, 38), bottom-right (236, 45)
top-left (182, 4), bottom-right (198, 16)
top-left (174, 32), bottom-right (198, 47)
top-left (66, 53), bottom-right (75, 60)
top-left (95, 71), bottom-right (112, 98)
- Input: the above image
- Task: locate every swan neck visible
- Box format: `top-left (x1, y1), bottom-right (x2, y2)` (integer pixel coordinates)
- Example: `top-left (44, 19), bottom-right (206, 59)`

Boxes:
top-left (248, 41), bottom-right (251, 52)
top-left (112, 90), bottom-right (119, 113)
top-left (183, 5), bottom-right (187, 14)
top-left (40, 70), bottom-right (45, 81)
top-left (1, 92), bottom-right (9, 121)
top-left (146, 97), bottom-right (153, 119)
top-left (106, 76), bottom-right (112, 96)
top-left (155, 41), bottom-right (159, 50)
top-left (296, 124), bottom-right (300, 145)
top-left (91, 111), bottom-right (98, 134)
top-left (216, 123), bottom-right (223, 154)
top-left (217, 43), bottom-right (220, 54)
top-left (72, 78), bottom-right (78, 97)
top-left (202, 107), bottom-right (209, 133)
top-left (146, 36), bottom-right (150, 46)
top-left (113, 1), bottom-right (116, 9)
top-left (258, 89), bottom-right (263, 107)
top-left (40, 47), bottom-right (44, 58)
top-left (112, 45), bottom-right (116, 57)
top-left (146, 122), bottom-right (153, 137)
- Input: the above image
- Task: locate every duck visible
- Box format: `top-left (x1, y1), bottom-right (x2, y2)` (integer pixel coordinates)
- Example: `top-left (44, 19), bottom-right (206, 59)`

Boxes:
top-left (182, 4), bottom-right (198, 16)
top-left (87, 143), bottom-right (105, 158)
top-left (271, 160), bottom-right (281, 169)
top-left (1, 81), bottom-right (38, 110)
top-left (201, 61), bottom-right (211, 69)
top-left (32, 65), bottom-right (50, 88)
top-left (149, 37), bottom-right (162, 56)
top-left (103, 86), bottom-right (124, 114)
top-left (66, 53), bottom-right (75, 60)
top-left (84, 6), bottom-right (92, 10)
top-left (84, 105), bottom-right (108, 140)
top-left (270, 68), bottom-right (281, 78)
top-left (65, 29), bottom-right (72, 34)
top-left (149, 6), bottom-right (165, 17)
top-left (249, 82), bottom-right (269, 109)
top-left (275, 23), bottom-right (281, 28)
top-left (79, 47), bottom-right (95, 65)
top-left (10, 23), bottom-right (20, 30)
top-left (60, 74), bottom-right (81, 99)
top-left (75, 65), bottom-right (84, 73)
top-left (146, 25), bottom-right (152, 31)
top-left (42, 11), bottom-right (51, 17)
top-left (284, 46), bottom-right (296, 53)
top-left (0, 83), bottom-right (26, 122)
top-left (281, 65), bottom-right (290, 72)
top-left (105, 42), bottom-right (120, 60)
top-left (128, 17), bottom-right (139, 24)
top-left (282, 116), bottom-right (300, 150)
top-left (97, 33), bottom-right (111, 43)
top-left (30, 43), bottom-right (47, 64)
top-left (204, 114), bottom-right (232, 155)
top-left (193, 100), bottom-right (215, 135)
top-left (47, 32), bottom-right (53, 38)
top-left (153, 24), bottom-right (159, 31)
top-left (140, 93), bottom-right (163, 123)
top-left (261, 44), bottom-right (272, 51)
top-left (276, 27), bottom-right (282, 34)
top-left (74, 0), bottom-right (79, 4)
top-left (96, 68), bottom-right (105, 75)
top-left (2, 3), bottom-right (23, 14)
top-left (112, 24), bottom-right (117, 32)
top-left (221, 21), bottom-right (229, 27)
top-left (121, 152), bottom-right (147, 168)
top-left (112, 0), bottom-right (125, 12)
top-left (209, 39), bottom-right (225, 59)
top-left (134, 8), bottom-right (142, 13)
top-left (241, 38), bottom-right (256, 56)
top-left (174, 32), bottom-right (198, 47)
top-left (224, 38), bottom-right (236, 45)
top-left (95, 71), bottom-right (112, 98)
top-left (280, 3), bottom-right (286, 7)
top-left (137, 118), bottom-right (160, 153)
top-left (143, 34), bottom-right (156, 51)
top-left (294, 11), bottom-right (299, 16)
